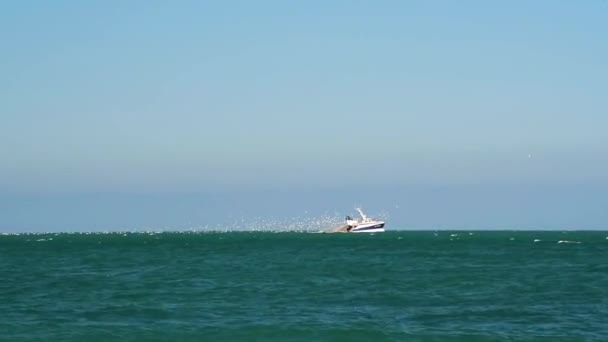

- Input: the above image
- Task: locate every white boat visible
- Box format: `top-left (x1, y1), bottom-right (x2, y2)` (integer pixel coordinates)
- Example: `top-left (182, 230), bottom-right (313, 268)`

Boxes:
top-left (345, 208), bottom-right (385, 233)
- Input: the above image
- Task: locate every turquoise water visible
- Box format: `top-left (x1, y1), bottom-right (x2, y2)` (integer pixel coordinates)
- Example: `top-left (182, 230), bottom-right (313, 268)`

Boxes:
top-left (1, 231), bottom-right (607, 341)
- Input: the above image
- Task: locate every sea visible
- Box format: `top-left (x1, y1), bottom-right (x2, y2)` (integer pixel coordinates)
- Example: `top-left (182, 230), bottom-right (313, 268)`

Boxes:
top-left (1, 230), bottom-right (607, 341)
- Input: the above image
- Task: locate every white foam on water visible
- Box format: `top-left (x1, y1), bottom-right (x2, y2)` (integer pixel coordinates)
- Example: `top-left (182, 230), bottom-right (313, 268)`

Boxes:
top-left (533, 239), bottom-right (541, 242)
top-left (557, 240), bottom-right (581, 244)
top-left (450, 233), bottom-right (458, 237)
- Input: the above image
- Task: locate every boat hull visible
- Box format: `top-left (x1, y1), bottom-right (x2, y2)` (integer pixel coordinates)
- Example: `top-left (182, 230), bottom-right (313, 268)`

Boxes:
top-left (351, 228), bottom-right (385, 233)
top-left (349, 222), bottom-right (385, 233)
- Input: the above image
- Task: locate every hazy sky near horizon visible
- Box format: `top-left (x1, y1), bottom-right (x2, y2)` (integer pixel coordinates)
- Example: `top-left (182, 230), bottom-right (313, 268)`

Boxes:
top-left (1, 1), bottom-right (607, 230)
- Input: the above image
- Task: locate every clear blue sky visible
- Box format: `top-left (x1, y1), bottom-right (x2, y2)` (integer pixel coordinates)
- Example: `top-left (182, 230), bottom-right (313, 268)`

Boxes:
top-left (1, 1), bottom-right (607, 231)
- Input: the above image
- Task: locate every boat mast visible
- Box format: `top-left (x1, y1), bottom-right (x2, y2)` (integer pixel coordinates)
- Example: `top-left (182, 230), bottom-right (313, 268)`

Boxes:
top-left (355, 208), bottom-right (368, 221)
